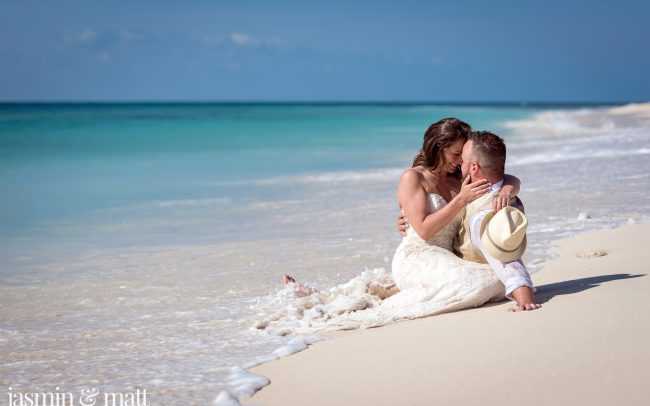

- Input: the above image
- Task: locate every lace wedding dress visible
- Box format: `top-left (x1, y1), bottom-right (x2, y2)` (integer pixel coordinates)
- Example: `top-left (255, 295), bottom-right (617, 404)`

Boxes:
top-left (386, 193), bottom-right (505, 313)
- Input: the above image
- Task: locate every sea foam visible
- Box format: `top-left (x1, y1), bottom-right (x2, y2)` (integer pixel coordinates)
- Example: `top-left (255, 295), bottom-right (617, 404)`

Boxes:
top-left (215, 335), bottom-right (325, 405)
top-left (254, 168), bottom-right (404, 185)
top-left (503, 102), bottom-right (650, 139)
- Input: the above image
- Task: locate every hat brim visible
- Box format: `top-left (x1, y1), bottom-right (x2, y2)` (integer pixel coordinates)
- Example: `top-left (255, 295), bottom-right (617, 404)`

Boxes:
top-left (479, 209), bottom-right (527, 263)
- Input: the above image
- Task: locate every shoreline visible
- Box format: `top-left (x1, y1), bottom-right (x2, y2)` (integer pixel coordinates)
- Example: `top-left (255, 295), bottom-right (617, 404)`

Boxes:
top-left (3, 102), bottom-right (649, 405)
top-left (243, 222), bottom-right (650, 406)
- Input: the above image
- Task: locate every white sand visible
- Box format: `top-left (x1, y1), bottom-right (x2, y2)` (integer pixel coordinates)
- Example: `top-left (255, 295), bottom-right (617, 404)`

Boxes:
top-left (245, 223), bottom-right (650, 406)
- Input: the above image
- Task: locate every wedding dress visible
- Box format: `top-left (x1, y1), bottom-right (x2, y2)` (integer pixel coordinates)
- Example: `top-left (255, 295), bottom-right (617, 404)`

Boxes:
top-left (386, 193), bottom-right (505, 312)
top-left (254, 193), bottom-right (505, 334)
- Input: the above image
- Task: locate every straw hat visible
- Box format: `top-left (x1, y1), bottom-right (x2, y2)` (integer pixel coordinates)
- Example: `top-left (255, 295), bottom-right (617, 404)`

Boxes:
top-left (479, 206), bottom-right (528, 262)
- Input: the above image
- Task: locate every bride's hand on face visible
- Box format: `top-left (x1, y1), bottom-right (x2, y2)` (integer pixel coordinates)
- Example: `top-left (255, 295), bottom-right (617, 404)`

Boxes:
top-left (457, 176), bottom-right (490, 205)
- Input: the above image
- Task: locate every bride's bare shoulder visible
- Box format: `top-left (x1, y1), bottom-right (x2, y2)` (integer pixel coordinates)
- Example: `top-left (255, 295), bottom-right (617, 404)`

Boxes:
top-left (399, 167), bottom-right (426, 188)
top-left (401, 167), bottom-right (422, 180)
top-left (401, 166), bottom-right (440, 191)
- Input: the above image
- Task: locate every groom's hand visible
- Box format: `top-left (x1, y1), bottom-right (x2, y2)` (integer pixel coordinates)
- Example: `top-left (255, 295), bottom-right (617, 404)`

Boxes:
top-left (397, 210), bottom-right (409, 236)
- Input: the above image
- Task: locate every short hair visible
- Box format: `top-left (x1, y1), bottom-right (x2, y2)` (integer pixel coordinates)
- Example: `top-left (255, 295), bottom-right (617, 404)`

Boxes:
top-left (468, 131), bottom-right (506, 179)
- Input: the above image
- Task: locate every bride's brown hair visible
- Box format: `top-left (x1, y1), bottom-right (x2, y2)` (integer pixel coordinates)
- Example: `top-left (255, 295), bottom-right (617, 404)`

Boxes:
top-left (412, 118), bottom-right (472, 173)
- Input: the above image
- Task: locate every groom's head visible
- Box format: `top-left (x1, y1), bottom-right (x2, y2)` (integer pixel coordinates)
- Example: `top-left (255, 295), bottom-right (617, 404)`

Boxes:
top-left (461, 131), bottom-right (506, 183)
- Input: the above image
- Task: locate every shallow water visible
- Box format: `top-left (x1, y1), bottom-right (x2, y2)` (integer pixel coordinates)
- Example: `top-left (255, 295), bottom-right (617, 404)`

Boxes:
top-left (1, 103), bottom-right (649, 404)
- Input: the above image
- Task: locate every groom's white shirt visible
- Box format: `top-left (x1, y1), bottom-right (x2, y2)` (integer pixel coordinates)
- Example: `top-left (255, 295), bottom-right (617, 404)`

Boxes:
top-left (469, 180), bottom-right (534, 299)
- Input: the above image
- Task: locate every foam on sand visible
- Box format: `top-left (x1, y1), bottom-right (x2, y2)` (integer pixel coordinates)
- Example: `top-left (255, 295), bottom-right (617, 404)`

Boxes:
top-left (215, 367), bottom-right (269, 405)
top-left (215, 335), bottom-right (325, 405)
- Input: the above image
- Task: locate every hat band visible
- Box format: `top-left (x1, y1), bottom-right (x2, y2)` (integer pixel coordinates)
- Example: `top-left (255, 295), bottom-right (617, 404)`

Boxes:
top-left (486, 227), bottom-right (521, 253)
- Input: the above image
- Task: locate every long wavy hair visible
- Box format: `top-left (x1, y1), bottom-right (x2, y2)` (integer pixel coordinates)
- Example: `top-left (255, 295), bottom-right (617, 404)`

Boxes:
top-left (412, 118), bottom-right (472, 176)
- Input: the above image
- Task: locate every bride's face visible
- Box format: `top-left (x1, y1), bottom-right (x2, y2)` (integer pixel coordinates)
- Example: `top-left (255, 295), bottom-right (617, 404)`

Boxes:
top-left (441, 139), bottom-right (465, 174)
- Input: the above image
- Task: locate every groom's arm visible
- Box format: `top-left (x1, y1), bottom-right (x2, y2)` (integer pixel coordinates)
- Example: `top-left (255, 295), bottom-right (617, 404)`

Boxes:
top-left (469, 209), bottom-right (534, 300)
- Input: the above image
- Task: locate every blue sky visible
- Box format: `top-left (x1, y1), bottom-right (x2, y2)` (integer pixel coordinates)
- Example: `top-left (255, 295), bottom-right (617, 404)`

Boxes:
top-left (1, 0), bottom-right (648, 102)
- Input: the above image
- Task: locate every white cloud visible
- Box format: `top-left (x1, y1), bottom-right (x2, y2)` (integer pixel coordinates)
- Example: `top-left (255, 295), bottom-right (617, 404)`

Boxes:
top-left (200, 32), bottom-right (285, 49)
top-left (76, 29), bottom-right (97, 44)
top-left (229, 33), bottom-right (258, 46)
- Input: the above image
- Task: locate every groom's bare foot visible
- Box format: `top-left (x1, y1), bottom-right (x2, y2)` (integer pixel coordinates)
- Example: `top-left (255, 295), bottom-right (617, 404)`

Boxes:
top-left (367, 283), bottom-right (400, 299)
top-left (509, 286), bottom-right (542, 312)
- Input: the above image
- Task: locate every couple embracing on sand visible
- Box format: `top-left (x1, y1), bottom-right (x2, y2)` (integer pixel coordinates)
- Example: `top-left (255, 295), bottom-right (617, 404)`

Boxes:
top-left (283, 117), bottom-right (539, 328)
top-left (387, 117), bottom-right (540, 312)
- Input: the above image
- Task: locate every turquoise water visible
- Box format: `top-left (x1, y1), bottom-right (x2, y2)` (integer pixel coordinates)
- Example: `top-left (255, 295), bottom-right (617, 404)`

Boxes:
top-left (0, 103), bottom-right (546, 263)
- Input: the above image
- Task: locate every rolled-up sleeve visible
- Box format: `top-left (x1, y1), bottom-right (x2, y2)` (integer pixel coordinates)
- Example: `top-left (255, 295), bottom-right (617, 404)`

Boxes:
top-left (470, 209), bottom-right (535, 300)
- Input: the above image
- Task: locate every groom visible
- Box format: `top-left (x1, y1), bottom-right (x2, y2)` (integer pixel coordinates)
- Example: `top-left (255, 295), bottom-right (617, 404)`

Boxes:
top-left (398, 131), bottom-right (541, 311)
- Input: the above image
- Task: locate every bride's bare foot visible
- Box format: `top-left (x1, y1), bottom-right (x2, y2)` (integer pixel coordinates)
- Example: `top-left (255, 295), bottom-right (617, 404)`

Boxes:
top-left (509, 286), bottom-right (542, 312)
top-left (283, 274), bottom-right (316, 297)
top-left (283, 274), bottom-right (296, 284)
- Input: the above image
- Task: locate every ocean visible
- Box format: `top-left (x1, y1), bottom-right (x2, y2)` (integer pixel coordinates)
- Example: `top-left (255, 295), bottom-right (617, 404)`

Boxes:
top-left (1, 102), bottom-right (649, 404)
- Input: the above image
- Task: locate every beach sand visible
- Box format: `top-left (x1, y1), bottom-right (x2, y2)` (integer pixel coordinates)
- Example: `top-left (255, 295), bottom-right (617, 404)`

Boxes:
top-left (244, 223), bottom-right (650, 406)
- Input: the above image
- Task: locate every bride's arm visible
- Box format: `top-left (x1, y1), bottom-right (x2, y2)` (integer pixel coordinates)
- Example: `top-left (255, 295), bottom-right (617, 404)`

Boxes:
top-left (501, 174), bottom-right (520, 197)
top-left (398, 170), bottom-right (488, 241)
top-left (493, 174), bottom-right (521, 212)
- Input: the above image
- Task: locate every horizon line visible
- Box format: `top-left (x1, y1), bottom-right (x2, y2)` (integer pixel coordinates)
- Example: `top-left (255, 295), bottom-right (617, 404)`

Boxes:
top-left (0, 100), bottom-right (643, 107)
